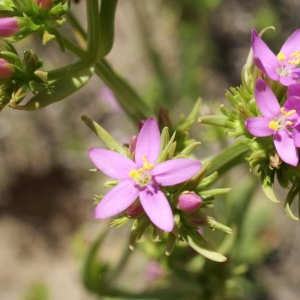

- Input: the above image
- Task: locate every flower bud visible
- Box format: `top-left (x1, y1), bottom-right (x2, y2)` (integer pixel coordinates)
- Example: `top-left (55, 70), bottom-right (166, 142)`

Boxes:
top-left (129, 135), bottom-right (137, 156)
top-left (269, 152), bottom-right (282, 169)
top-left (178, 192), bottom-right (202, 213)
top-left (0, 17), bottom-right (19, 38)
top-left (11, 83), bottom-right (29, 103)
top-left (127, 201), bottom-right (144, 218)
top-left (23, 50), bottom-right (43, 72)
top-left (35, 0), bottom-right (53, 10)
top-left (0, 59), bottom-right (13, 78)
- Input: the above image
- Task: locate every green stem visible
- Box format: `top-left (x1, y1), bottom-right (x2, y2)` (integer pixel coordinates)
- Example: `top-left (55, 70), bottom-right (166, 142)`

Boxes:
top-left (204, 142), bottom-right (250, 176)
top-left (47, 60), bottom-right (90, 80)
top-left (86, 0), bottom-right (100, 61)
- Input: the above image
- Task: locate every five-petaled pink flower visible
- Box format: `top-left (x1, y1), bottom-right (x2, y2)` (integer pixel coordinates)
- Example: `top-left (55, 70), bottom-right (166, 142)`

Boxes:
top-left (89, 118), bottom-right (202, 232)
top-left (252, 29), bottom-right (300, 86)
top-left (245, 78), bottom-right (300, 166)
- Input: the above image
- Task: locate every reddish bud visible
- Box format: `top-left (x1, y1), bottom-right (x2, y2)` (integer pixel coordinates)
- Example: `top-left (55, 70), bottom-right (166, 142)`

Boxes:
top-left (35, 0), bottom-right (53, 10)
top-left (0, 18), bottom-right (19, 38)
top-left (178, 192), bottom-right (202, 213)
top-left (127, 201), bottom-right (144, 218)
top-left (0, 59), bottom-right (13, 78)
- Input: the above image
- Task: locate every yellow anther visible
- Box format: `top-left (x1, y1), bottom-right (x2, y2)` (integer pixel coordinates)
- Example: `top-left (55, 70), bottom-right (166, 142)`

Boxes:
top-left (285, 109), bottom-right (296, 118)
top-left (286, 121), bottom-right (293, 126)
top-left (290, 51), bottom-right (300, 57)
top-left (280, 107), bottom-right (287, 115)
top-left (142, 155), bottom-right (154, 170)
top-left (269, 121), bottom-right (279, 130)
top-left (277, 52), bottom-right (286, 62)
top-left (129, 169), bottom-right (140, 180)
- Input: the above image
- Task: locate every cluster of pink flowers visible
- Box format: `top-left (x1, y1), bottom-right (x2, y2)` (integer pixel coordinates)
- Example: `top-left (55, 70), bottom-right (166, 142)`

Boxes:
top-left (245, 29), bottom-right (300, 166)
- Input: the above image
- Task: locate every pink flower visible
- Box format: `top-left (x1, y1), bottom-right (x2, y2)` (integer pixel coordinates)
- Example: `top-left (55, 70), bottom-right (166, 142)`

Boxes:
top-left (0, 17), bottom-right (19, 38)
top-left (252, 29), bottom-right (300, 86)
top-left (35, 0), bottom-right (53, 10)
top-left (0, 59), bottom-right (13, 78)
top-left (245, 78), bottom-right (300, 166)
top-left (89, 118), bottom-right (201, 232)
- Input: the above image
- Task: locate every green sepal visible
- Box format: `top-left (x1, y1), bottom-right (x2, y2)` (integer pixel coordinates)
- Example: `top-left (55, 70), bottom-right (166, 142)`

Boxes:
top-left (159, 127), bottom-right (170, 155)
top-left (156, 131), bottom-right (176, 164)
top-left (28, 80), bottom-right (48, 93)
top-left (175, 141), bottom-right (201, 158)
top-left (0, 50), bottom-right (21, 66)
top-left (198, 115), bottom-right (236, 129)
top-left (92, 194), bottom-right (103, 205)
top-left (166, 141), bottom-right (176, 160)
top-left (11, 0), bottom-right (32, 14)
top-left (11, 83), bottom-right (29, 103)
top-left (284, 179), bottom-right (300, 221)
top-left (199, 188), bottom-right (232, 198)
top-left (129, 215), bottom-right (151, 250)
top-left (11, 67), bottom-right (93, 110)
top-left (176, 98), bottom-right (201, 132)
top-left (81, 115), bottom-right (129, 157)
top-left (260, 166), bottom-right (280, 203)
top-left (196, 171), bottom-right (218, 189)
top-left (165, 233), bottom-right (177, 256)
top-left (181, 227), bottom-right (227, 262)
top-left (111, 217), bottom-right (130, 228)
top-left (152, 226), bottom-right (164, 242)
top-left (207, 217), bottom-right (232, 234)
top-left (103, 180), bottom-right (119, 188)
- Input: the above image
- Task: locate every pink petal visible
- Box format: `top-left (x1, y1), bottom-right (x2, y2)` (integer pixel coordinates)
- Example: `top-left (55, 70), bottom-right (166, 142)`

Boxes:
top-left (279, 29), bottom-right (300, 58)
top-left (94, 179), bottom-right (139, 218)
top-left (245, 117), bottom-right (273, 137)
top-left (287, 82), bottom-right (300, 98)
top-left (135, 118), bottom-right (161, 167)
top-left (274, 130), bottom-right (298, 166)
top-left (284, 96), bottom-right (300, 121)
top-left (251, 30), bottom-right (280, 78)
top-left (293, 122), bottom-right (300, 148)
top-left (253, 57), bottom-right (279, 81)
top-left (255, 78), bottom-right (281, 118)
top-left (279, 75), bottom-right (297, 86)
top-left (151, 159), bottom-right (201, 186)
top-left (89, 148), bottom-right (136, 180)
top-left (139, 185), bottom-right (173, 232)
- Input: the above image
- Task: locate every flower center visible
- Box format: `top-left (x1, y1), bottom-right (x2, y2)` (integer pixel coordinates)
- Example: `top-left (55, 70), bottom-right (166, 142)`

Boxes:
top-left (129, 155), bottom-right (154, 186)
top-left (268, 107), bottom-right (296, 130)
top-left (276, 51), bottom-right (300, 77)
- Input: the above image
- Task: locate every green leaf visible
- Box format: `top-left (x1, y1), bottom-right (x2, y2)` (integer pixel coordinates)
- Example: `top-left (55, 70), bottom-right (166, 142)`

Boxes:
top-left (11, 67), bottom-right (93, 110)
top-left (261, 167), bottom-right (280, 203)
top-left (81, 115), bottom-right (129, 157)
top-left (181, 227), bottom-right (227, 262)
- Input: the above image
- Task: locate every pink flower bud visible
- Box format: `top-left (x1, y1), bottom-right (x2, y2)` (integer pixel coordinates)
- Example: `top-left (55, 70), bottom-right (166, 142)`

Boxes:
top-left (129, 135), bottom-right (137, 155)
top-left (126, 201), bottom-right (144, 218)
top-left (0, 18), bottom-right (19, 38)
top-left (178, 192), bottom-right (202, 213)
top-left (35, 0), bottom-right (53, 10)
top-left (0, 59), bottom-right (13, 78)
